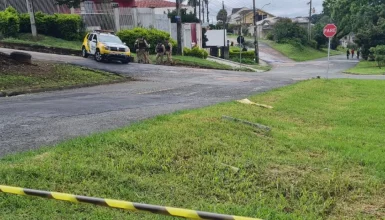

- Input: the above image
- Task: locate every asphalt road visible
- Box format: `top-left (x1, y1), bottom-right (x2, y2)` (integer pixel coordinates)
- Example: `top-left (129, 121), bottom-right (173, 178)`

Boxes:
top-left (0, 47), bottom-right (383, 157)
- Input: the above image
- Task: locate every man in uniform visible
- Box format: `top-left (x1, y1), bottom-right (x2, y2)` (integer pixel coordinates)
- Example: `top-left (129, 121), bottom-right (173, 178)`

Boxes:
top-left (135, 37), bottom-right (149, 64)
top-left (164, 39), bottom-right (173, 65)
top-left (155, 41), bottom-right (166, 65)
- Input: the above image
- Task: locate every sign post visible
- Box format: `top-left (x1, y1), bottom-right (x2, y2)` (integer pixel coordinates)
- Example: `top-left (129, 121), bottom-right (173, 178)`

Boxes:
top-left (323, 24), bottom-right (337, 79)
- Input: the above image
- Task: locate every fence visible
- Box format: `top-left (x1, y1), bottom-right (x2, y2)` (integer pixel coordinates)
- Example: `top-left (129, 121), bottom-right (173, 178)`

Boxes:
top-left (0, 1), bottom-right (172, 35)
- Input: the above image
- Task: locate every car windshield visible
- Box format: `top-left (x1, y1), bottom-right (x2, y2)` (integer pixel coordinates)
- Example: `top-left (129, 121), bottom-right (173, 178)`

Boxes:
top-left (98, 35), bottom-right (123, 44)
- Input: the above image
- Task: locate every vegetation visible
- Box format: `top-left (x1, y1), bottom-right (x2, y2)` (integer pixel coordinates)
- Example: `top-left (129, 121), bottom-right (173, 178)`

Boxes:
top-left (0, 7), bottom-right (20, 37)
top-left (1, 33), bottom-right (82, 50)
top-left (345, 61), bottom-right (385, 75)
top-left (370, 45), bottom-right (385, 68)
top-left (216, 9), bottom-right (227, 23)
top-left (272, 18), bottom-right (308, 45)
top-left (167, 8), bottom-right (199, 23)
top-left (183, 47), bottom-right (208, 59)
top-left (0, 61), bottom-right (124, 94)
top-left (321, 0), bottom-right (385, 60)
top-left (0, 80), bottom-right (384, 219)
top-left (264, 40), bottom-right (342, 62)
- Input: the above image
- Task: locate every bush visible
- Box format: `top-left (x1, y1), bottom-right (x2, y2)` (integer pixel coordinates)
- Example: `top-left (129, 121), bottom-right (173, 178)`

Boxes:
top-left (117, 27), bottom-right (176, 54)
top-left (0, 7), bottom-right (20, 37)
top-left (19, 13), bottom-right (31, 33)
top-left (273, 18), bottom-right (307, 45)
top-left (308, 40), bottom-right (317, 49)
top-left (229, 50), bottom-right (255, 59)
top-left (370, 45), bottom-right (385, 68)
top-left (183, 47), bottom-right (208, 59)
top-left (266, 32), bottom-right (274, 41)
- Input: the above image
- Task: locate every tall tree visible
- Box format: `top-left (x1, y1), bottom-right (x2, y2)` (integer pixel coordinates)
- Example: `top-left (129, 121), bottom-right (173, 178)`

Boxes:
top-left (216, 9), bottom-right (227, 24)
top-left (204, 0), bottom-right (209, 23)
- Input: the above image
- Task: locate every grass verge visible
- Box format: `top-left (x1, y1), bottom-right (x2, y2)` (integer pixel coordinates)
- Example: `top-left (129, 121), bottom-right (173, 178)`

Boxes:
top-left (262, 40), bottom-right (342, 61)
top-left (0, 62), bottom-right (125, 95)
top-left (345, 61), bottom-right (385, 75)
top-left (1, 33), bottom-right (81, 51)
top-left (0, 79), bottom-right (384, 219)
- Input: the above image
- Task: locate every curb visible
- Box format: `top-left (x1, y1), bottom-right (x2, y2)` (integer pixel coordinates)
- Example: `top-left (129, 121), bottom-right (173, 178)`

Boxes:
top-left (0, 42), bottom-right (82, 56)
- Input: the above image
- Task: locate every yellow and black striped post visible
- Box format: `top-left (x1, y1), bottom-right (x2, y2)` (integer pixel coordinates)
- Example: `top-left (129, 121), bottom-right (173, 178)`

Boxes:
top-left (0, 185), bottom-right (262, 220)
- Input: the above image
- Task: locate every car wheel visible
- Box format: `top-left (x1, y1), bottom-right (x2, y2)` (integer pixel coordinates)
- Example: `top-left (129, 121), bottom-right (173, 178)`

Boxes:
top-left (94, 50), bottom-right (103, 62)
top-left (122, 58), bottom-right (129, 64)
top-left (82, 47), bottom-right (89, 58)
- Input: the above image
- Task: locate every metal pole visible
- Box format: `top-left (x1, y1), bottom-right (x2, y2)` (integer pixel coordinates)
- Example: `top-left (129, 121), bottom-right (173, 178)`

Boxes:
top-left (253, 0), bottom-right (259, 64)
top-left (327, 37), bottom-right (331, 79)
top-left (26, 0), bottom-right (37, 38)
top-left (176, 0), bottom-right (182, 55)
top-left (223, 1), bottom-right (225, 50)
top-left (308, 0), bottom-right (313, 41)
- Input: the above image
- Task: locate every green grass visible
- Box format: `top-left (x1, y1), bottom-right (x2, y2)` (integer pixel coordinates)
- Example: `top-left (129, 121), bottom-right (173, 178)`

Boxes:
top-left (0, 63), bottom-right (124, 94)
top-left (1, 33), bottom-right (82, 50)
top-left (345, 61), bottom-right (385, 75)
top-left (263, 40), bottom-right (342, 61)
top-left (1, 79), bottom-right (384, 219)
top-left (131, 53), bottom-right (253, 71)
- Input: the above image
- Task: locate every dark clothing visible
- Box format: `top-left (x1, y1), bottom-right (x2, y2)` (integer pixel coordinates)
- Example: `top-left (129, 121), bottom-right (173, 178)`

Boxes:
top-left (165, 43), bottom-right (171, 52)
top-left (156, 44), bottom-right (165, 53)
top-left (347, 50), bottom-right (350, 60)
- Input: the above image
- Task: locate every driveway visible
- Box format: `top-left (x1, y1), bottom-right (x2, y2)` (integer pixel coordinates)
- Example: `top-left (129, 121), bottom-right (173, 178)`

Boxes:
top-left (0, 48), bottom-right (383, 157)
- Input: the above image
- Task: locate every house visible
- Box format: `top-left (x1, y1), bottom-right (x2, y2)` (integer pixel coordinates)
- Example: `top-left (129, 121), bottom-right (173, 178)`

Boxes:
top-left (231, 8), bottom-right (275, 35)
top-left (340, 33), bottom-right (355, 48)
top-left (135, 0), bottom-right (193, 15)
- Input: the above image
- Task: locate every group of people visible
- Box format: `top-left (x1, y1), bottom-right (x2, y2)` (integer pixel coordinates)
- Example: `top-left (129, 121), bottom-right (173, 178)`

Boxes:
top-left (134, 37), bottom-right (173, 65)
top-left (347, 48), bottom-right (361, 60)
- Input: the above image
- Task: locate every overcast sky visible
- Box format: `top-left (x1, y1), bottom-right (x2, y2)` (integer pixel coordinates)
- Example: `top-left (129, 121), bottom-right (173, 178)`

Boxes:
top-left (205, 0), bottom-right (324, 22)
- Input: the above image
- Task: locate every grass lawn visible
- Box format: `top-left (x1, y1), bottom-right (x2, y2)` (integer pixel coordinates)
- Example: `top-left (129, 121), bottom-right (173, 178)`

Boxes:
top-left (1, 33), bottom-right (81, 51)
top-left (1, 79), bottom-right (384, 219)
top-left (263, 40), bottom-right (342, 61)
top-left (0, 59), bottom-right (125, 94)
top-left (345, 61), bottom-right (385, 75)
top-left (131, 53), bottom-right (255, 71)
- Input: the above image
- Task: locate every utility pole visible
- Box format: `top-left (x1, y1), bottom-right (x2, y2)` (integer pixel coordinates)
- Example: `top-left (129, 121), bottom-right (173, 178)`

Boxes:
top-left (176, 0), bottom-right (182, 55)
top-left (308, 0), bottom-right (312, 41)
top-left (206, 1), bottom-right (209, 23)
top-left (26, 0), bottom-right (37, 38)
top-left (222, 1), bottom-right (225, 48)
top-left (198, 0), bottom-right (201, 22)
top-left (202, 0), bottom-right (205, 23)
top-left (253, 0), bottom-right (259, 64)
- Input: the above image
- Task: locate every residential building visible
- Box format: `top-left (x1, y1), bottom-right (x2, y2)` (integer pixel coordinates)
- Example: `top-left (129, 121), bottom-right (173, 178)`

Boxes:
top-left (135, 0), bottom-right (193, 15)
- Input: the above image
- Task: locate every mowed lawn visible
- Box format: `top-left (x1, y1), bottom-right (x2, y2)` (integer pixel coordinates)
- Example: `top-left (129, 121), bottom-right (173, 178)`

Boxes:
top-left (0, 80), bottom-right (384, 219)
top-left (345, 61), bottom-right (385, 75)
top-left (263, 41), bottom-right (342, 62)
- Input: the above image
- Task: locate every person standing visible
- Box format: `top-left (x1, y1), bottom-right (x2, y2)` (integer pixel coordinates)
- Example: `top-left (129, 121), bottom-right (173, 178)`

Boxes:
top-left (346, 49), bottom-right (350, 60)
top-left (351, 48), bottom-right (355, 59)
top-left (164, 39), bottom-right (173, 65)
top-left (135, 36), bottom-right (149, 64)
top-left (155, 41), bottom-right (165, 65)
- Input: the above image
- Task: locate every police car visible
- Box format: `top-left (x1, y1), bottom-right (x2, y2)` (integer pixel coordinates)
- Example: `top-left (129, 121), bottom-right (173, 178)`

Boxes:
top-left (81, 30), bottom-right (131, 64)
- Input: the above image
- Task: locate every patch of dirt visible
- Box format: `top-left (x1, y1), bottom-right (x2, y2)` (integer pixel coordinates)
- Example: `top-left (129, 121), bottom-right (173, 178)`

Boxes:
top-left (0, 52), bottom-right (56, 76)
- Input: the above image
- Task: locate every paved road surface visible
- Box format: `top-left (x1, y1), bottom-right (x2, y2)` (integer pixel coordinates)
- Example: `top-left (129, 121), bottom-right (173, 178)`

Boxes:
top-left (0, 47), bottom-right (383, 157)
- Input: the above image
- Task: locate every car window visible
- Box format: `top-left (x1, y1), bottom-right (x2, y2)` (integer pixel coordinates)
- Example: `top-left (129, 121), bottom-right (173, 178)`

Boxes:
top-left (88, 34), bottom-right (93, 41)
top-left (92, 35), bottom-right (97, 42)
top-left (98, 35), bottom-right (123, 44)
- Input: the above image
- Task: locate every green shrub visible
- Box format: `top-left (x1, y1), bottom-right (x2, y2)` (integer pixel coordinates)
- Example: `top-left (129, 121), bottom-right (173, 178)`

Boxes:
top-left (370, 45), bottom-right (385, 68)
top-left (0, 7), bottom-right (20, 37)
top-left (273, 18), bottom-right (307, 45)
top-left (117, 27), bottom-right (176, 54)
top-left (18, 12), bottom-right (83, 41)
top-left (229, 50), bottom-right (255, 59)
top-left (308, 40), bottom-right (318, 49)
top-left (183, 47), bottom-right (208, 59)
top-left (266, 32), bottom-right (274, 41)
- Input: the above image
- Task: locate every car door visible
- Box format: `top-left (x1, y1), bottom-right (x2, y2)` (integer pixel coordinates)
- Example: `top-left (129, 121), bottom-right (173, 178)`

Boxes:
top-left (89, 34), bottom-right (97, 55)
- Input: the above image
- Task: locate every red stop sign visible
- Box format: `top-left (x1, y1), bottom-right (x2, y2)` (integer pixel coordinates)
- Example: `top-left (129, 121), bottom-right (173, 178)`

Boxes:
top-left (323, 24), bottom-right (337, 38)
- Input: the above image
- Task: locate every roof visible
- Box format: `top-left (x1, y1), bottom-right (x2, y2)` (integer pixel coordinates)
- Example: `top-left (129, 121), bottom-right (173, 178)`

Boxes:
top-left (135, 0), bottom-right (187, 8)
top-left (231, 8), bottom-right (242, 14)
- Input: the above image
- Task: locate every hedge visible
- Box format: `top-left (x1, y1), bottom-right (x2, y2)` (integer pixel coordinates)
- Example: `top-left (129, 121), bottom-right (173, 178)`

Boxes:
top-left (229, 50), bottom-right (255, 59)
top-left (183, 47), bottom-right (208, 59)
top-left (0, 7), bottom-right (20, 38)
top-left (117, 27), bottom-right (176, 54)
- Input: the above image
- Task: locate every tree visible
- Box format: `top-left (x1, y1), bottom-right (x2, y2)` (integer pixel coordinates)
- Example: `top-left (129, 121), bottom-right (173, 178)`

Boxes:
top-left (168, 9), bottom-right (199, 23)
top-left (187, 0), bottom-right (198, 18)
top-left (216, 9), bottom-right (227, 24)
top-left (55, 0), bottom-right (110, 8)
top-left (272, 18), bottom-right (308, 45)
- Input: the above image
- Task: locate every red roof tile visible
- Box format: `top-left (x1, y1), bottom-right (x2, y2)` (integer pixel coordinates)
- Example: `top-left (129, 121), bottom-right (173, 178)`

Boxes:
top-left (135, 0), bottom-right (186, 8)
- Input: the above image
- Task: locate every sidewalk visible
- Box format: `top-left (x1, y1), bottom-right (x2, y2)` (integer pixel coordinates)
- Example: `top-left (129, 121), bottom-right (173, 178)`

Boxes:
top-left (207, 56), bottom-right (268, 72)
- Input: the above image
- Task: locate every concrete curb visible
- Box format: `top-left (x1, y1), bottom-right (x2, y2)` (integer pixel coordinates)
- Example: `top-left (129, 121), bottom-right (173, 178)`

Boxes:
top-left (0, 42), bottom-right (82, 56)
